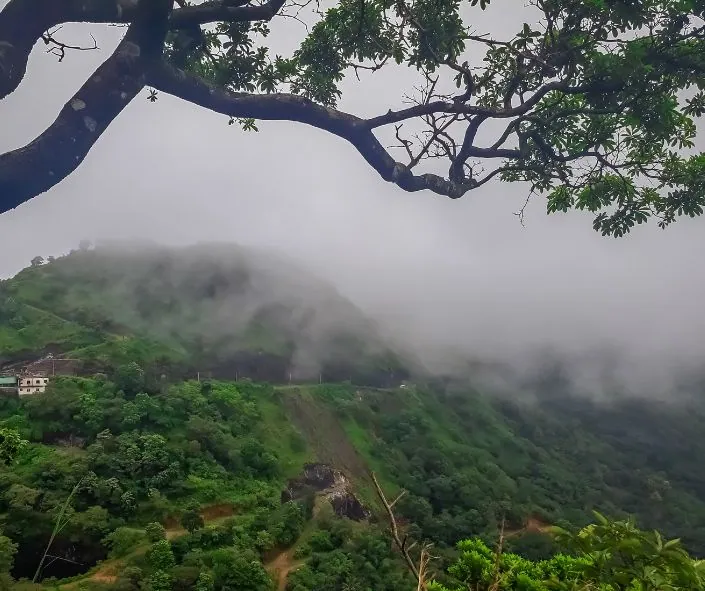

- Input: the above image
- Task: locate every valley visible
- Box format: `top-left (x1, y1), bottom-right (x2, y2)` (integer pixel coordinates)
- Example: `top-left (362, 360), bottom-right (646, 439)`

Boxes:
top-left (1, 246), bottom-right (705, 590)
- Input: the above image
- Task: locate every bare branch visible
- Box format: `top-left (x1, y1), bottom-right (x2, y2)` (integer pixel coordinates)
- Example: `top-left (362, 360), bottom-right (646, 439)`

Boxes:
top-left (371, 472), bottom-right (421, 583)
top-left (416, 545), bottom-right (434, 591)
top-left (366, 80), bottom-right (573, 128)
top-left (514, 191), bottom-right (533, 227)
top-left (42, 26), bottom-right (98, 62)
top-left (389, 490), bottom-right (407, 508)
top-left (371, 473), bottom-right (437, 591)
top-left (0, 0), bottom-right (132, 100)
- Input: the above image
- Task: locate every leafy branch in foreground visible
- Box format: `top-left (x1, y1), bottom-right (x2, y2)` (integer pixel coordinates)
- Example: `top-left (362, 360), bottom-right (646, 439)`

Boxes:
top-left (374, 470), bottom-right (705, 591)
top-left (437, 513), bottom-right (705, 590)
top-left (0, 0), bottom-right (704, 235)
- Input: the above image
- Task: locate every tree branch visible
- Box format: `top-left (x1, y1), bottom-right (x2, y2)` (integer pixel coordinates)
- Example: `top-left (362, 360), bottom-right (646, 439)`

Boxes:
top-left (148, 61), bottom-right (474, 198)
top-left (0, 0), bottom-right (287, 102)
top-left (366, 80), bottom-right (572, 128)
top-left (449, 114), bottom-right (487, 182)
top-left (0, 0), bottom-right (132, 100)
top-left (0, 0), bottom-right (173, 213)
top-left (169, 0), bottom-right (289, 28)
top-left (371, 473), bottom-right (420, 582)
top-left (41, 26), bottom-right (99, 63)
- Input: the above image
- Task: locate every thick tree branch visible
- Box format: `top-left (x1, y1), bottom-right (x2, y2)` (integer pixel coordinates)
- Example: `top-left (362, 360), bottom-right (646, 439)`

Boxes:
top-left (169, 0), bottom-right (288, 27)
top-left (366, 80), bottom-right (572, 128)
top-left (0, 0), bottom-right (172, 213)
top-left (0, 0), bottom-right (287, 101)
top-left (449, 114), bottom-right (487, 182)
top-left (0, 0), bottom-right (135, 100)
top-left (148, 61), bottom-right (474, 198)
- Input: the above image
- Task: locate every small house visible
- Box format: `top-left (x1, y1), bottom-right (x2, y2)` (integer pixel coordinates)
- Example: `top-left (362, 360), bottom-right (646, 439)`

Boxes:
top-left (19, 375), bottom-right (49, 396)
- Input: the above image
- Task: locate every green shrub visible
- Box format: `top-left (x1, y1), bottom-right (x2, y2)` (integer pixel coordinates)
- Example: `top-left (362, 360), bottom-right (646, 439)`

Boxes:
top-left (144, 522), bottom-right (166, 543)
top-left (102, 527), bottom-right (145, 558)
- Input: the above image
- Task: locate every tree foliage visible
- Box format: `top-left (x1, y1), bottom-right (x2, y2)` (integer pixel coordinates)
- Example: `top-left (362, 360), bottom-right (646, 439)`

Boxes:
top-left (1, 0), bottom-right (705, 235)
top-left (432, 514), bottom-right (705, 590)
top-left (148, 539), bottom-right (176, 571)
top-left (181, 506), bottom-right (205, 534)
top-left (0, 428), bottom-right (27, 466)
top-left (146, 521), bottom-right (168, 543)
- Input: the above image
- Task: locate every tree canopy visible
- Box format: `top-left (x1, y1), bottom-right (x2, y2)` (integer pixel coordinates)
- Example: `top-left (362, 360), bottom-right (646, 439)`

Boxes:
top-left (430, 513), bottom-right (705, 590)
top-left (1, 0), bottom-right (704, 234)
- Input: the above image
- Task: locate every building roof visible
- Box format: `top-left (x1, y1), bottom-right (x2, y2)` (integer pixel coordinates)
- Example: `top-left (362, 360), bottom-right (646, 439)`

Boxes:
top-left (0, 377), bottom-right (17, 386)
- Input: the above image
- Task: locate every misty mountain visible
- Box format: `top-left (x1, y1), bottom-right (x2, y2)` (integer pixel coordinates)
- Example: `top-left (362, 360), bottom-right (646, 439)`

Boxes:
top-left (0, 242), bottom-right (410, 383)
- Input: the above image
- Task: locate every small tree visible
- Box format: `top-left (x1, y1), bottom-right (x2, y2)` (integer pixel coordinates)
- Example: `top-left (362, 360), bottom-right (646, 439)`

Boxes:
top-left (146, 570), bottom-right (173, 591)
top-left (195, 571), bottom-right (214, 591)
top-left (29, 256), bottom-right (43, 267)
top-left (0, 531), bottom-right (17, 576)
top-left (180, 505), bottom-right (204, 534)
top-left (145, 522), bottom-right (167, 543)
top-left (121, 566), bottom-right (144, 587)
top-left (0, 429), bottom-right (27, 465)
top-left (147, 539), bottom-right (175, 571)
top-left (114, 362), bottom-right (145, 397)
top-left (102, 527), bottom-right (145, 558)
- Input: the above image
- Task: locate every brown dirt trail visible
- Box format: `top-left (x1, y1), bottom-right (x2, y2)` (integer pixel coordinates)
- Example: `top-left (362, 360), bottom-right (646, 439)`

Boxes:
top-left (266, 548), bottom-right (305, 591)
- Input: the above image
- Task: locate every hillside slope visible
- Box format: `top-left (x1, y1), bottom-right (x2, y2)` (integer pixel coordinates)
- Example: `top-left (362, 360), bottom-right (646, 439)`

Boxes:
top-left (0, 243), bottom-right (409, 384)
top-left (2, 247), bottom-right (705, 589)
top-left (2, 376), bottom-right (705, 589)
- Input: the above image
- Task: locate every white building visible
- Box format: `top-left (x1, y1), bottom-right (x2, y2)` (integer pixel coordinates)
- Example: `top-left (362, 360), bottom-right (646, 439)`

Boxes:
top-left (18, 375), bottom-right (49, 396)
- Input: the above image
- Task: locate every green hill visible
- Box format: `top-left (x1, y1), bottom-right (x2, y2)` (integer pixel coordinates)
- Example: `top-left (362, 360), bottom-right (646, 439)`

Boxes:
top-left (1, 246), bottom-right (705, 590)
top-left (0, 244), bottom-right (409, 384)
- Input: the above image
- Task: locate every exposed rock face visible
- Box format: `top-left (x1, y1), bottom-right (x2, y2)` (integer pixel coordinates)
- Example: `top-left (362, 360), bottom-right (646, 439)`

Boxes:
top-left (282, 463), bottom-right (370, 521)
top-left (328, 489), bottom-right (369, 521)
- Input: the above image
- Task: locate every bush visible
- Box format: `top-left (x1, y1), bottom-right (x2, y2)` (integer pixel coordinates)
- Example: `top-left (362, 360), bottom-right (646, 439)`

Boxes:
top-left (102, 527), bottom-right (145, 558)
top-left (308, 530), bottom-right (335, 553)
top-left (172, 565), bottom-right (202, 591)
top-left (145, 522), bottom-right (166, 542)
top-left (273, 502), bottom-right (306, 547)
top-left (293, 544), bottom-right (311, 559)
top-left (181, 508), bottom-right (204, 534)
top-left (145, 570), bottom-right (172, 591)
top-left (121, 566), bottom-right (144, 585)
top-left (147, 540), bottom-right (175, 571)
top-left (195, 571), bottom-right (214, 591)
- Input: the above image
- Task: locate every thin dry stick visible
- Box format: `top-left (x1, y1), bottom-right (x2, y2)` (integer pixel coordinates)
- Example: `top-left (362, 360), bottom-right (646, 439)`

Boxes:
top-left (33, 477), bottom-right (84, 583)
top-left (372, 473), bottom-right (418, 578)
top-left (416, 545), bottom-right (434, 591)
top-left (488, 517), bottom-right (507, 591)
top-left (372, 472), bottom-right (435, 590)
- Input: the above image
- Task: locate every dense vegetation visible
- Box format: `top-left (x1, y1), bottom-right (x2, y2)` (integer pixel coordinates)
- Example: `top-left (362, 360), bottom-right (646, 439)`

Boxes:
top-left (431, 514), bottom-right (705, 591)
top-left (0, 372), bottom-right (704, 589)
top-left (2, 250), bottom-right (705, 590)
top-left (303, 381), bottom-right (705, 557)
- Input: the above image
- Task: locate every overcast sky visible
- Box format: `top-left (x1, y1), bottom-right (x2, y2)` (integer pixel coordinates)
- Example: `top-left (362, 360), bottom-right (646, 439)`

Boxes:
top-left (1, 1), bottom-right (705, 392)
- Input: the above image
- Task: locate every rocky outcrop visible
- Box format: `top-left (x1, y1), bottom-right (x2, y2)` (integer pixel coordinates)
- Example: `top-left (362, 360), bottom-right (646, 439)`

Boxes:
top-left (282, 463), bottom-right (370, 521)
